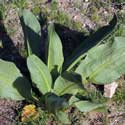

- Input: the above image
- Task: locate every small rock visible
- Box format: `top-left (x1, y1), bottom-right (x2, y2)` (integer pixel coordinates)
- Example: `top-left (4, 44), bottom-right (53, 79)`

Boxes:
top-left (104, 82), bottom-right (118, 98)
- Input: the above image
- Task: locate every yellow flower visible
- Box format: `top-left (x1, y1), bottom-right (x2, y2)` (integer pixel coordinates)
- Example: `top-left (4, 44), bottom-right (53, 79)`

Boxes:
top-left (21, 104), bottom-right (39, 122)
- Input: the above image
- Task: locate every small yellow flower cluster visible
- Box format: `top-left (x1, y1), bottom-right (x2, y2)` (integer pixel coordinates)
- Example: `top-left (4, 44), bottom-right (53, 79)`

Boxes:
top-left (21, 104), bottom-right (39, 122)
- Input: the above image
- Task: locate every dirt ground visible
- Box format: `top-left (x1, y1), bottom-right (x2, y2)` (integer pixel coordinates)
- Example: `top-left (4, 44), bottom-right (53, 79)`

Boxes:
top-left (0, 0), bottom-right (125, 125)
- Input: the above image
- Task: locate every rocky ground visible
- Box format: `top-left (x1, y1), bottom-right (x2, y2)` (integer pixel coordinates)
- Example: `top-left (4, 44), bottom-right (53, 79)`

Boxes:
top-left (0, 0), bottom-right (125, 124)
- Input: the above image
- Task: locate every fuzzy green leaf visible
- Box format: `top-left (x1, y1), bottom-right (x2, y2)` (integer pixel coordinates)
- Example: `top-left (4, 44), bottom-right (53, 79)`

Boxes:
top-left (54, 73), bottom-right (83, 96)
top-left (63, 15), bottom-right (117, 71)
top-left (45, 94), bottom-right (68, 112)
top-left (19, 9), bottom-right (41, 56)
top-left (56, 111), bottom-right (71, 124)
top-left (0, 59), bottom-right (31, 100)
top-left (27, 55), bottom-right (52, 94)
top-left (69, 96), bottom-right (80, 105)
top-left (47, 23), bottom-right (64, 75)
top-left (76, 37), bottom-right (125, 84)
top-left (75, 101), bottom-right (104, 112)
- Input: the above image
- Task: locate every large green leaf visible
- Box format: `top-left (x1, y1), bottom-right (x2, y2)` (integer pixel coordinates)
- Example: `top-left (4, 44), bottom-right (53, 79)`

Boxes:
top-left (75, 101), bottom-right (104, 112)
top-left (121, 25), bottom-right (125, 36)
top-left (19, 9), bottom-right (41, 56)
top-left (76, 37), bottom-right (125, 84)
top-left (46, 23), bottom-right (64, 75)
top-left (46, 95), bottom-right (70, 124)
top-left (0, 59), bottom-right (31, 100)
top-left (27, 55), bottom-right (52, 94)
top-left (45, 93), bottom-right (68, 113)
top-left (54, 73), bottom-right (83, 96)
top-left (63, 15), bottom-right (117, 71)
top-left (69, 96), bottom-right (80, 105)
top-left (55, 111), bottom-right (71, 124)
